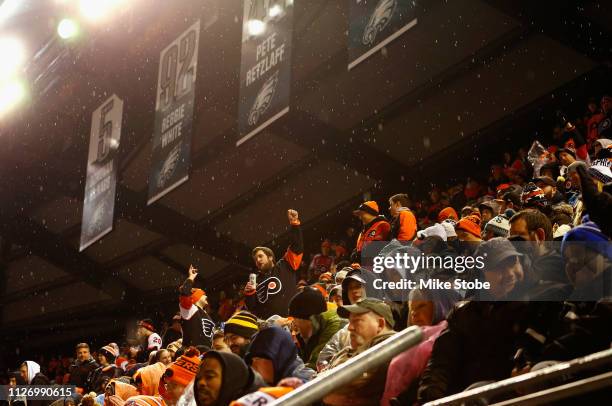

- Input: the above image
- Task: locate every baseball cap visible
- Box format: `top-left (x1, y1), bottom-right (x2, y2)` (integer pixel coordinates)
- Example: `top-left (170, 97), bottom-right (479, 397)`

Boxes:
top-left (337, 298), bottom-right (395, 328)
top-left (353, 201), bottom-right (379, 216)
top-left (474, 238), bottom-right (522, 269)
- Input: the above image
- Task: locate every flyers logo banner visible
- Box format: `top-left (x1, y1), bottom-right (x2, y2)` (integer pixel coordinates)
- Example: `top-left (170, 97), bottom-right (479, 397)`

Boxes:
top-left (80, 95), bottom-right (123, 251)
top-left (237, 0), bottom-right (294, 146)
top-left (148, 20), bottom-right (200, 204)
top-left (256, 276), bottom-right (283, 303)
top-left (348, 0), bottom-right (418, 70)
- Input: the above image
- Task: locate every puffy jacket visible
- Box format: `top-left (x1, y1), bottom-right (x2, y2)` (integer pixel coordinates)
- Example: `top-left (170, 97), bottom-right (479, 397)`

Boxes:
top-left (352, 216), bottom-right (391, 262)
top-left (316, 325), bottom-right (350, 368)
top-left (69, 357), bottom-right (99, 391)
top-left (296, 309), bottom-right (346, 370)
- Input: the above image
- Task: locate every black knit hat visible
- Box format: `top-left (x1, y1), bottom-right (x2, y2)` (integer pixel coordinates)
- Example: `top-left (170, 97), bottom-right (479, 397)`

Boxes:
top-left (224, 311), bottom-right (259, 339)
top-left (288, 287), bottom-right (327, 320)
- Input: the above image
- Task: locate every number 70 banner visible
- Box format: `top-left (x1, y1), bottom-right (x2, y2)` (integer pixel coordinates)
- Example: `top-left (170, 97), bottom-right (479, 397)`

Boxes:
top-left (148, 20), bottom-right (200, 205)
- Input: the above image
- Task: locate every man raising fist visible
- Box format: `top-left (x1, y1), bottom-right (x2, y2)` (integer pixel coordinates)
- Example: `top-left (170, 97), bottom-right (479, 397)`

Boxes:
top-left (244, 209), bottom-right (304, 319)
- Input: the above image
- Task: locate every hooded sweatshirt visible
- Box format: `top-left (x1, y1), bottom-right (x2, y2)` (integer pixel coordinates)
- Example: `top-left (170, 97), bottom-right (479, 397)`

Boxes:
top-left (246, 327), bottom-right (315, 385)
top-left (23, 362), bottom-right (50, 406)
top-left (134, 362), bottom-right (166, 396)
top-left (196, 351), bottom-right (264, 406)
top-left (24, 361), bottom-right (41, 384)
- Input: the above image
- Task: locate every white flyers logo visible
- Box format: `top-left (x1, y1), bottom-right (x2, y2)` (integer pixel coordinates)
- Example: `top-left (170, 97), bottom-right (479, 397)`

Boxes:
top-left (363, 0), bottom-right (397, 46)
top-left (256, 276), bottom-right (283, 303)
top-left (201, 319), bottom-right (215, 338)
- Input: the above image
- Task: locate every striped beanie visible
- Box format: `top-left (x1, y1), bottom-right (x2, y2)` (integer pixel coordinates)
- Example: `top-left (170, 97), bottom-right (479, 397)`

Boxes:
top-left (484, 215), bottom-right (510, 238)
top-left (520, 182), bottom-right (548, 209)
top-left (124, 395), bottom-right (166, 406)
top-left (100, 343), bottom-right (119, 362)
top-left (224, 311), bottom-right (259, 339)
top-left (163, 348), bottom-right (201, 388)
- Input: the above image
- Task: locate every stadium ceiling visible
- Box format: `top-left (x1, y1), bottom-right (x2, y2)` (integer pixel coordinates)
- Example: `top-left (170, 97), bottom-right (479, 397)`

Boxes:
top-left (0, 0), bottom-right (610, 351)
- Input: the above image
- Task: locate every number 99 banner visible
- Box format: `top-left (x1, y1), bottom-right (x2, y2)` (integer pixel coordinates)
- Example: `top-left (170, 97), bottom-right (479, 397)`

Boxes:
top-left (148, 20), bottom-right (200, 205)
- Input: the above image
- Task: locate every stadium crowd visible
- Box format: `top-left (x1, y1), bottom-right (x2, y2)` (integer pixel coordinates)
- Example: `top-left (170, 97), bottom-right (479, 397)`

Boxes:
top-left (3, 95), bottom-right (612, 405)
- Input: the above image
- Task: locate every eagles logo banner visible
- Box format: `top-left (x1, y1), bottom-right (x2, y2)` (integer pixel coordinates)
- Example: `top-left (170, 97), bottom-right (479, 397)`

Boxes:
top-left (237, 0), bottom-right (294, 146)
top-left (348, 0), bottom-right (418, 70)
top-left (148, 20), bottom-right (200, 205)
top-left (80, 95), bottom-right (123, 251)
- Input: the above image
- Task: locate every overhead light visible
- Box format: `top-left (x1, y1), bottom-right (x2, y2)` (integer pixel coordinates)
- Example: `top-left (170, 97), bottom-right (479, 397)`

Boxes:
top-left (247, 19), bottom-right (265, 36)
top-left (0, 37), bottom-right (25, 79)
top-left (268, 4), bottom-right (282, 18)
top-left (0, 80), bottom-right (26, 116)
top-left (0, 0), bottom-right (21, 24)
top-left (57, 18), bottom-right (79, 39)
top-left (79, 0), bottom-right (122, 22)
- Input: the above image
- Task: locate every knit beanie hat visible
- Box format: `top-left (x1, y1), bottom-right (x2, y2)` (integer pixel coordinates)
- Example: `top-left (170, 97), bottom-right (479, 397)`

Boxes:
top-left (124, 396), bottom-right (166, 406)
top-left (437, 207), bottom-right (458, 222)
top-left (162, 348), bottom-right (201, 388)
top-left (100, 343), bottom-right (119, 363)
top-left (561, 220), bottom-right (611, 259)
top-left (520, 182), bottom-right (548, 209)
top-left (224, 311), bottom-right (259, 339)
top-left (138, 320), bottom-right (156, 333)
top-left (288, 287), bottom-right (327, 320)
top-left (455, 215), bottom-right (481, 239)
top-left (484, 215), bottom-right (510, 238)
top-left (417, 223), bottom-right (447, 241)
top-left (188, 289), bottom-right (205, 305)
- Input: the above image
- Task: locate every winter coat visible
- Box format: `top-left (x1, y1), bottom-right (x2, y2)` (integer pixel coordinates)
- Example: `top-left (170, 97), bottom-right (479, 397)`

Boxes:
top-left (88, 365), bottom-right (121, 394)
top-left (246, 326), bottom-right (316, 385)
top-left (381, 322), bottom-right (447, 406)
top-left (69, 357), bottom-right (99, 391)
top-left (323, 331), bottom-right (396, 406)
top-left (316, 325), bottom-right (350, 368)
top-left (416, 290), bottom-right (568, 403)
top-left (296, 309), bottom-right (346, 370)
top-left (352, 216), bottom-right (391, 262)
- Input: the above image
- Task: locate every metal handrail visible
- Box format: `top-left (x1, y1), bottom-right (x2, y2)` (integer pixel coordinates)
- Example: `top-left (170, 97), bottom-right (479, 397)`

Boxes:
top-left (491, 370), bottom-right (612, 406)
top-left (270, 326), bottom-right (424, 405)
top-left (423, 347), bottom-right (612, 406)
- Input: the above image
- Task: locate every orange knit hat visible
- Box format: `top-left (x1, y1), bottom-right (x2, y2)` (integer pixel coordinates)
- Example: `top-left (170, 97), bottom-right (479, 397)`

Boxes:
top-left (189, 289), bottom-right (205, 305)
top-left (455, 216), bottom-right (482, 239)
top-left (437, 207), bottom-right (458, 222)
top-left (163, 348), bottom-right (201, 387)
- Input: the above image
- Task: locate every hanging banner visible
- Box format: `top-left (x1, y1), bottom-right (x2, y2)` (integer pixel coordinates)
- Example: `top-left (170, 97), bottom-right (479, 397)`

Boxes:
top-left (237, 0), bottom-right (294, 146)
top-left (80, 94), bottom-right (123, 251)
top-left (348, 0), bottom-right (418, 70)
top-left (148, 20), bottom-right (200, 204)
